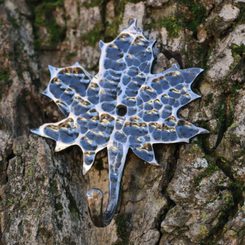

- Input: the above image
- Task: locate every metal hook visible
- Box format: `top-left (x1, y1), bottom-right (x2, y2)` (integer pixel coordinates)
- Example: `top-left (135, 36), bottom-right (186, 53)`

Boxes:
top-left (86, 157), bottom-right (125, 227)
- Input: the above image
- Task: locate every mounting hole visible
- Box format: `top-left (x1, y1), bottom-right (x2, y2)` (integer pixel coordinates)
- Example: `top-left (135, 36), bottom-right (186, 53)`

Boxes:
top-left (116, 104), bottom-right (127, 116)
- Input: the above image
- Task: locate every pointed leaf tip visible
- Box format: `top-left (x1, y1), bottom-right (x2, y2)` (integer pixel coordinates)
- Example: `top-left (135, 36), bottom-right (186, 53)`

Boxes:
top-left (99, 40), bottom-right (105, 49)
top-left (192, 92), bottom-right (201, 100)
top-left (83, 166), bottom-right (88, 175)
top-left (30, 128), bottom-right (40, 135)
top-left (126, 18), bottom-right (142, 34)
top-left (83, 151), bottom-right (95, 175)
top-left (171, 63), bottom-right (180, 69)
top-left (42, 89), bottom-right (49, 96)
top-left (48, 65), bottom-right (59, 78)
top-left (83, 164), bottom-right (92, 175)
top-left (149, 40), bottom-right (156, 47)
top-left (149, 159), bottom-right (160, 166)
top-left (183, 67), bottom-right (204, 84)
top-left (48, 65), bottom-right (57, 72)
top-left (192, 67), bottom-right (204, 75)
top-left (55, 142), bottom-right (68, 152)
top-left (199, 128), bottom-right (209, 134)
top-left (128, 18), bottom-right (137, 27)
top-left (73, 62), bottom-right (81, 67)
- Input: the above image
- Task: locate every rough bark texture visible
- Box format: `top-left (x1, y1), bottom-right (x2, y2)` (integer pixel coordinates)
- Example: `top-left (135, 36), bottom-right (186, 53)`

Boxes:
top-left (0, 0), bottom-right (244, 244)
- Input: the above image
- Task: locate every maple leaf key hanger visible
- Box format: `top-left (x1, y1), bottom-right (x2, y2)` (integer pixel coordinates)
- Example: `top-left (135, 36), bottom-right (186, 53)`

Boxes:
top-left (31, 19), bottom-right (208, 227)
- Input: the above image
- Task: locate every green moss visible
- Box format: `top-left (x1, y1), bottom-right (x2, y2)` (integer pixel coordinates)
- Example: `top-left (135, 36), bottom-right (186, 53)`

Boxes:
top-left (33, 0), bottom-right (66, 49)
top-left (55, 202), bottom-right (63, 211)
top-left (161, 17), bottom-right (182, 38)
top-left (183, 40), bottom-right (210, 70)
top-left (6, 197), bottom-right (17, 206)
top-left (34, 0), bottom-right (64, 24)
top-left (116, 0), bottom-right (126, 15)
top-left (104, 0), bottom-right (142, 42)
top-left (8, 15), bottom-right (19, 28)
top-left (147, 0), bottom-right (206, 37)
top-left (146, 16), bottom-right (181, 38)
top-left (231, 44), bottom-right (245, 58)
top-left (49, 179), bottom-right (58, 193)
top-left (66, 188), bottom-right (80, 220)
top-left (104, 18), bottom-right (121, 41)
top-left (222, 191), bottom-right (234, 207)
top-left (65, 52), bottom-right (77, 61)
top-left (229, 181), bottom-right (244, 205)
top-left (0, 70), bottom-right (9, 81)
top-left (200, 240), bottom-right (217, 245)
top-left (237, 3), bottom-right (245, 24)
top-left (114, 213), bottom-right (132, 245)
top-left (194, 160), bottom-right (219, 186)
top-left (198, 224), bottom-right (209, 238)
top-left (81, 0), bottom-right (132, 43)
top-left (103, 0), bottom-right (125, 41)
top-left (103, 0), bottom-right (142, 41)
top-left (178, 0), bottom-right (206, 33)
top-left (55, 201), bottom-right (64, 217)
top-left (216, 94), bottom-right (234, 138)
top-left (81, 23), bottom-right (103, 47)
top-left (195, 43), bottom-right (210, 68)
top-left (231, 87), bottom-right (242, 109)
top-left (82, 0), bottom-right (103, 8)
top-left (204, 93), bottom-right (214, 106)
top-left (0, 70), bottom-right (11, 100)
top-left (125, 0), bottom-right (143, 3)
top-left (26, 165), bottom-right (35, 177)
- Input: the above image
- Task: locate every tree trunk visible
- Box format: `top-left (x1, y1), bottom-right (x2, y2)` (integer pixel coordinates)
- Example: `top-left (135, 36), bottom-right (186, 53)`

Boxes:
top-left (0, 0), bottom-right (244, 244)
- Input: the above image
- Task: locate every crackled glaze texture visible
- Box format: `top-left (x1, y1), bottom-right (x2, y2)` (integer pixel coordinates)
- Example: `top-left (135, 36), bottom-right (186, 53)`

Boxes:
top-left (31, 19), bottom-right (207, 226)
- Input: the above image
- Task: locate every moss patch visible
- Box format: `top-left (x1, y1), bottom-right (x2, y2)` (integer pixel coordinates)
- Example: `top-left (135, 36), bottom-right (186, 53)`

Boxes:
top-left (159, 17), bottom-right (181, 38)
top-left (0, 70), bottom-right (9, 81)
top-left (205, 93), bottom-right (214, 106)
top-left (114, 213), bottom-right (132, 245)
top-left (80, 0), bottom-right (143, 44)
top-left (66, 187), bottom-right (80, 220)
top-left (194, 160), bottom-right (219, 186)
top-left (104, 17), bottom-right (121, 41)
top-left (0, 70), bottom-right (11, 99)
top-left (146, 16), bottom-right (181, 38)
top-left (183, 40), bottom-right (210, 68)
top-left (147, 0), bottom-right (206, 37)
top-left (65, 52), bottom-right (77, 61)
top-left (229, 181), bottom-right (244, 206)
top-left (81, 23), bottom-right (103, 47)
top-left (213, 96), bottom-right (233, 147)
top-left (8, 15), bottom-right (19, 28)
top-left (231, 44), bottom-right (245, 58)
top-left (82, 0), bottom-right (103, 8)
top-left (103, 0), bottom-right (143, 41)
top-left (104, 0), bottom-right (125, 42)
top-left (31, 0), bottom-right (66, 49)
top-left (55, 201), bottom-right (64, 217)
top-left (178, 0), bottom-right (206, 33)
top-left (237, 3), bottom-right (245, 24)
top-left (49, 179), bottom-right (58, 194)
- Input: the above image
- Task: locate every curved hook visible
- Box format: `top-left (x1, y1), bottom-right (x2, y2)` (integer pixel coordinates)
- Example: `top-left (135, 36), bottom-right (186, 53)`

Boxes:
top-left (86, 144), bottom-right (127, 227)
top-left (86, 167), bottom-right (124, 227)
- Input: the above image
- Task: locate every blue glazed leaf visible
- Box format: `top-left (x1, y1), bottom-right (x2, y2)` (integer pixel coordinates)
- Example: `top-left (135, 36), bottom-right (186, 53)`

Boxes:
top-left (31, 20), bottom-right (208, 175)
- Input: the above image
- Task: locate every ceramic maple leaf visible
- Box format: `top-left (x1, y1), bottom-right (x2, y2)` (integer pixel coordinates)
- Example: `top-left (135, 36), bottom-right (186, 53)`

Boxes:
top-left (31, 19), bottom-right (207, 227)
